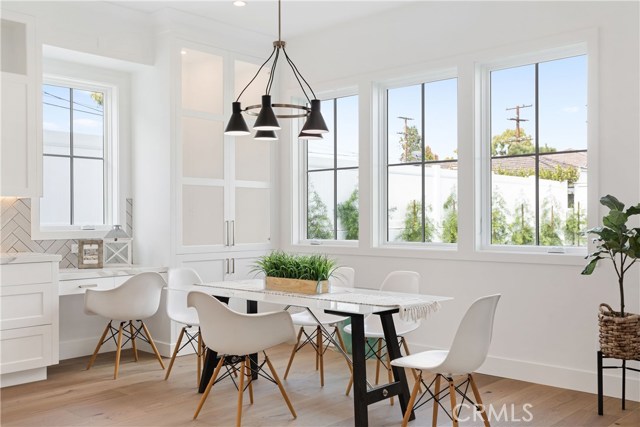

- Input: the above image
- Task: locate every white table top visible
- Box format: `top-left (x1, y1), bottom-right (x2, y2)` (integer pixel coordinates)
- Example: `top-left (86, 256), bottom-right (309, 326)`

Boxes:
top-left (195, 279), bottom-right (452, 317)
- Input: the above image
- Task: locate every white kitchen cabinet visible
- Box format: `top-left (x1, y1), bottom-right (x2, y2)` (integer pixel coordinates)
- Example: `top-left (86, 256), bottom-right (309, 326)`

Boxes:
top-left (0, 253), bottom-right (59, 387)
top-left (177, 44), bottom-right (273, 254)
top-left (1, 11), bottom-right (40, 198)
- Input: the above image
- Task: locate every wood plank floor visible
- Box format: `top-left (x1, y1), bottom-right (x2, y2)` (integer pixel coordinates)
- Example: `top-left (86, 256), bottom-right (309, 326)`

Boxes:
top-left (1, 344), bottom-right (638, 426)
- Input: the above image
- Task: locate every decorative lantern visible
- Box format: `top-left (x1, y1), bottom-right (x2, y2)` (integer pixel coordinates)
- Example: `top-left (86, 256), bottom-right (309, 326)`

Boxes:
top-left (103, 225), bottom-right (132, 266)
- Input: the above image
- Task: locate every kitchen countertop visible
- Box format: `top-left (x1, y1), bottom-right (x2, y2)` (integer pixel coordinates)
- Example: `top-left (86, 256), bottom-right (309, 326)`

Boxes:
top-left (1, 252), bottom-right (62, 264)
top-left (59, 266), bottom-right (167, 281)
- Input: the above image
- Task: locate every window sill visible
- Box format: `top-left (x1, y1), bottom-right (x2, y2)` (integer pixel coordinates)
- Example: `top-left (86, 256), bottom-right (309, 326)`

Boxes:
top-left (31, 226), bottom-right (112, 241)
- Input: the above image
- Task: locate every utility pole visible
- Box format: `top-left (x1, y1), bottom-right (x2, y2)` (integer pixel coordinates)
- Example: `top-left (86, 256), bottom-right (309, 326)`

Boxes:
top-left (506, 104), bottom-right (532, 141)
top-left (397, 116), bottom-right (414, 161)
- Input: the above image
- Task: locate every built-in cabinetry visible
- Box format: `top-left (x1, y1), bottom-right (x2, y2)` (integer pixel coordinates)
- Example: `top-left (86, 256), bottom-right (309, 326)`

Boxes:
top-left (57, 267), bottom-right (168, 359)
top-left (1, 10), bottom-right (40, 197)
top-left (0, 253), bottom-right (60, 387)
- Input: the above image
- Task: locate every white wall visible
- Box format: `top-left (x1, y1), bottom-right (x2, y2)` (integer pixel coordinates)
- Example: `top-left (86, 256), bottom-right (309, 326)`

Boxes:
top-left (279, 1), bottom-right (640, 400)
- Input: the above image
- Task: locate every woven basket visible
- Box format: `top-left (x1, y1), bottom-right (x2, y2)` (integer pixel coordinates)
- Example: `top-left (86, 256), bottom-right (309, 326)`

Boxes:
top-left (598, 303), bottom-right (640, 360)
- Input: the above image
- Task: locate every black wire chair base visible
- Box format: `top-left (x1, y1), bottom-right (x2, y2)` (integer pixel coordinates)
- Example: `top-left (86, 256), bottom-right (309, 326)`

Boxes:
top-left (412, 373), bottom-right (485, 422)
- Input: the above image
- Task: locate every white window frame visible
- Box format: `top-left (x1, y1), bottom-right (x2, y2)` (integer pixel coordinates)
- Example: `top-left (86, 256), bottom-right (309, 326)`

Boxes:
top-left (32, 74), bottom-right (119, 240)
top-left (477, 43), bottom-right (590, 255)
top-left (377, 69), bottom-right (459, 249)
top-left (298, 89), bottom-right (360, 246)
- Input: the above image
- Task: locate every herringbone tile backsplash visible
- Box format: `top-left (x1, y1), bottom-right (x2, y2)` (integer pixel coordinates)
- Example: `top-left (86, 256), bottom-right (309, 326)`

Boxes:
top-left (1, 197), bottom-right (134, 269)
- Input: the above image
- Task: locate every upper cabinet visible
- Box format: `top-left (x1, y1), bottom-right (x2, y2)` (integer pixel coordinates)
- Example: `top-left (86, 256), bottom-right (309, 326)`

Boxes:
top-left (177, 43), bottom-right (273, 253)
top-left (1, 11), bottom-right (40, 197)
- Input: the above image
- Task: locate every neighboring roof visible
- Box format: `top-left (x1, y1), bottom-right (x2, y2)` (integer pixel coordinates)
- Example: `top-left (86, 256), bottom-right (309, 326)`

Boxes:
top-left (491, 151), bottom-right (587, 173)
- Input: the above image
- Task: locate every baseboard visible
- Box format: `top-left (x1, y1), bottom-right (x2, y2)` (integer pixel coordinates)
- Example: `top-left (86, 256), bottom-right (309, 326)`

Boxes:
top-left (60, 337), bottom-right (192, 360)
top-left (411, 343), bottom-right (639, 401)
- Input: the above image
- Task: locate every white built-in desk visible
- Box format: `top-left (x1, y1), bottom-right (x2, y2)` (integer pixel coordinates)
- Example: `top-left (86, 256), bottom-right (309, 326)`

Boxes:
top-left (58, 266), bottom-right (168, 360)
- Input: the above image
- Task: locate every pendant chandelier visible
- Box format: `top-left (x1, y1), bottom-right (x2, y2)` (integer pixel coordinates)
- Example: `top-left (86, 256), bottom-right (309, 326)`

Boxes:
top-left (224, 0), bottom-right (328, 141)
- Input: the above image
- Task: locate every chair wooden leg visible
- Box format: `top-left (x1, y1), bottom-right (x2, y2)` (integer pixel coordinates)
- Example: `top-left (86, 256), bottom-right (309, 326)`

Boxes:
top-left (164, 326), bottom-right (186, 380)
top-left (193, 357), bottom-right (224, 420)
top-left (196, 329), bottom-right (202, 386)
top-left (432, 374), bottom-right (441, 427)
top-left (87, 322), bottom-right (110, 370)
top-left (334, 326), bottom-right (352, 372)
top-left (140, 321), bottom-right (165, 369)
top-left (235, 354), bottom-right (246, 427)
top-left (402, 371), bottom-right (423, 427)
top-left (284, 327), bottom-right (304, 380)
top-left (129, 321), bottom-right (138, 362)
top-left (375, 338), bottom-right (383, 385)
top-left (317, 326), bottom-right (324, 387)
top-left (246, 357), bottom-right (254, 404)
top-left (469, 374), bottom-right (490, 427)
top-left (265, 354), bottom-right (297, 419)
top-left (114, 322), bottom-right (124, 379)
top-left (448, 377), bottom-right (459, 427)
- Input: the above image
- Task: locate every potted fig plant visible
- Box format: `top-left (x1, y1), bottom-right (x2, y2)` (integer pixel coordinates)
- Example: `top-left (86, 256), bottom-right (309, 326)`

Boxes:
top-left (253, 251), bottom-right (336, 295)
top-left (582, 194), bottom-right (640, 360)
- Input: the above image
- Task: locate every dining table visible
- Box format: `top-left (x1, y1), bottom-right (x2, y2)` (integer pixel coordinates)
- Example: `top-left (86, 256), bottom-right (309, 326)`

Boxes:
top-left (192, 279), bottom-right (451, 427)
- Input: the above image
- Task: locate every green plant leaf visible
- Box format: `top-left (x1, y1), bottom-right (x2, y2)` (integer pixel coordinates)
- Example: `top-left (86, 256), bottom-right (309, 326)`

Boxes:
top-left (626, 204), bottom-right (640, 216)
top-left (603, 210), bottom-right (627, 228)
top-left (581, 257), bottom-right (601, 275)
top-left (600, 195), bottom-right (625, 211)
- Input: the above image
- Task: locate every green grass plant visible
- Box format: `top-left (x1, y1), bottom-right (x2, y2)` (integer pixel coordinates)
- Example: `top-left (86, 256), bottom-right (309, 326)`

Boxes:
top-left (253, 251), bottom-right (336, 281)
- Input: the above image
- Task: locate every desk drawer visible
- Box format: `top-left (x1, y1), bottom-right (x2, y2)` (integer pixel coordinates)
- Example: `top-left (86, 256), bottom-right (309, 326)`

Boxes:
top-left (59, 277), bottom-right (114, 296)
top-left (1, 263), bottom-right (52, 286)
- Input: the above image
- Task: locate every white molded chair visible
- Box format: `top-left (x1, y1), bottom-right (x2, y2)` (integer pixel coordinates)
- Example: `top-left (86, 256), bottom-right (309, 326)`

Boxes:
top-left (391, 294), bottom-right (501, 427)
top-left (189, 291), bottom-right (297, 426)
top-left (343, 270), bottom-right (422, 399)
top-left (85, 272), bottom-right (166, 379)
top-left (283, 266), bottom-right (355, 386)
top-left (164, 268), bottom-right (205, 385)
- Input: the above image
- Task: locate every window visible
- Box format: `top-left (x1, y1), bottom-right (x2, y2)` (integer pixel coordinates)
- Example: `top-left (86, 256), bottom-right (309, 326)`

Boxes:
top-left (486, 54), bottom-right (588, 249)
top-left (40, 78), bottom-right (114, 231)
top-left (385, 78), bottom-right (458, 244)
top-left (305, 95), bottom-right (358, 241)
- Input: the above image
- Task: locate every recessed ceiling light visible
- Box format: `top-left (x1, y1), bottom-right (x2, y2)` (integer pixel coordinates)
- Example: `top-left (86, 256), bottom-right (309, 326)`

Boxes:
top-left (180, 50), bottom-right (187, 55)
top-left (233, 1), bottom-right (246, 7)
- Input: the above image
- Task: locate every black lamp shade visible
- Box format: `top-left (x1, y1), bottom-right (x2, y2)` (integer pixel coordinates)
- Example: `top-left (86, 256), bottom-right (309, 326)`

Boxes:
top-left (254, 95), bottom-right (281, 131)
top-left (298, 130), bottom-right (323, 140)
top-left (224, 102), bottom-right (250, 135)
top-left (255, 130), bottom-right (278, 140)
top-left (300, 99), bottom-right (329, 134)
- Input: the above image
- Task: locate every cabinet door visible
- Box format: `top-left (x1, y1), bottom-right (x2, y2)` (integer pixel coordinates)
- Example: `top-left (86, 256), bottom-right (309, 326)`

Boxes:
top-left (178, 47), bottom-right (228, 253)
top-left (0, 283), bottom-right (54, 330)
top-left (1, 13), bottom-right (38, 198)
top-left (0, 325), bottom-right (53, 374)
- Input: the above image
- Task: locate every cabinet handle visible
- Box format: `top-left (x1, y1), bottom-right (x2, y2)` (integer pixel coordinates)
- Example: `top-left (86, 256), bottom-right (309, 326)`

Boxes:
top-left (231, 220), bottom-right (235, 246)
top-left (231, 258), bottom-right (235, 274)
top-left (78, 284), bottom-right (98, 289)
top-left (225, 221), bottom-right (230, 246)
top-left (225, 258), bottom-right (229, 274)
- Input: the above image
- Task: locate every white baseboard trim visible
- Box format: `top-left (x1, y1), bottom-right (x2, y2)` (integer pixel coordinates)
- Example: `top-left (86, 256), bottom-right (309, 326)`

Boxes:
top-left (60, 337), bottom-right (193, 360)
top-left (411, 343), bottom-right (639, 402)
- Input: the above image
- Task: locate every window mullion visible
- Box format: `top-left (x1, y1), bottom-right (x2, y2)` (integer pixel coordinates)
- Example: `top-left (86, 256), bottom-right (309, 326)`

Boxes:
top-left (420, 83), bottom-right (426, 243)
top-left (534, 63), bottom-right (540, 245)
top-left (69, 88), bottom-right (75, 226)
top-left (333, 98), bottom-right (338, 240)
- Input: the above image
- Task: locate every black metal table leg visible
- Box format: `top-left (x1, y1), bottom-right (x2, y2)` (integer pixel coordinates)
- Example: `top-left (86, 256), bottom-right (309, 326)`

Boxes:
top-left (380, 311), bottom-right (415, 422)
top-left (349, 313), bottom-right (369, 427)
top-left (247, 300), bottom-right (259, 380)
top-left (622, 359), bottom-right (626, 410)
top-left (597, 350), bottom-right (603, 415)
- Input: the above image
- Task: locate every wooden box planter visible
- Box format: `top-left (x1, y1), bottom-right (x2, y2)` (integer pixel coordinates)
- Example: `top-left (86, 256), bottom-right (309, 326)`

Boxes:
top-left (265, 277), bottom-right (329, 295)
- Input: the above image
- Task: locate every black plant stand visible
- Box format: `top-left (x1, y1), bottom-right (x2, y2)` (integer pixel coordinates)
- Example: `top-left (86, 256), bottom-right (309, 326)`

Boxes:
top-left (597, 351), bottom-right (640, 415)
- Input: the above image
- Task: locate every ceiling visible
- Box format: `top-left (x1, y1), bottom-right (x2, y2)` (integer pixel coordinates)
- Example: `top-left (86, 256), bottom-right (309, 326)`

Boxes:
top-left (109, 0), bottom-right (413, 38)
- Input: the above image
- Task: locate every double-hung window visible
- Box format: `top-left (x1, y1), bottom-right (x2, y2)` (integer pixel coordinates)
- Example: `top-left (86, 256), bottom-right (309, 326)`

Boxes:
top-left (384, 77), bottom-right (458, 244)
top-left (39, 77), bottom-right (115, 234)
top-left (305, 95), bottom-right (359, 241)
top-left (484, 52), bottom-right (588, 250)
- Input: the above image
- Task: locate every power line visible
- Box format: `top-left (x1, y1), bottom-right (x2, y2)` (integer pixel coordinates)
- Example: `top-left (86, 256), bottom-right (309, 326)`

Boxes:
top-left (43, 102), bottom-right (104, 117)
top-left (43, 90), bottom-right (103, 114)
